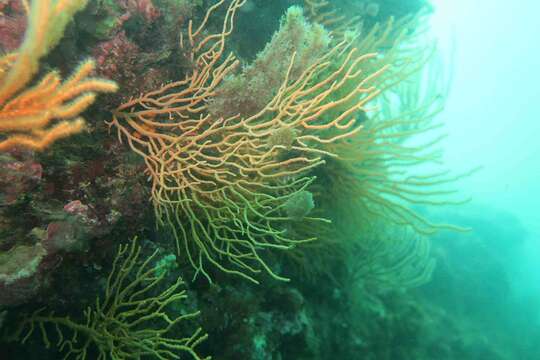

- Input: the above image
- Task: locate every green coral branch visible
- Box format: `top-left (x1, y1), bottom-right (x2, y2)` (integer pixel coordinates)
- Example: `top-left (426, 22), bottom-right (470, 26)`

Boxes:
top-left (12, 237), bottom-right (209, 360)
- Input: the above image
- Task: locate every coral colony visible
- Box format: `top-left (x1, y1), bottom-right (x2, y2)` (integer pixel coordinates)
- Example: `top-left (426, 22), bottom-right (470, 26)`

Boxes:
top-left (0, 0), bottom-right (475, 359)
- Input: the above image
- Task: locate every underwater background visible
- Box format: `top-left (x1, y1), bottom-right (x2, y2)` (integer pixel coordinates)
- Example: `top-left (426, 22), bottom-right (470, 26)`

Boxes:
top-left (0, 0), bottom-right (539, 359)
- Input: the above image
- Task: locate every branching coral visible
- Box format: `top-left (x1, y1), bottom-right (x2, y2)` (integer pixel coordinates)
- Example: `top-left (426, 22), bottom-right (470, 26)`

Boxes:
top-left (262, 2), bottom-right (476, 288)
top-left (298, 1), bottom-right (473, 235)
top-left (12, 237), bottom-right (208, 360)
top-left (108, 0), bottom-right (390, 283)
top-left (349, 223), bottom-right (436, 292)
top-left (303, 0), bottom-right (362, 38)
top-left (303, 0), bottom-right (446, 131)
top-left (207, 6), bottom-right (331, 120)
top-left (319, 107), bottom-right (473, 235)
top-left (0, 0), bottom-right (117, 152)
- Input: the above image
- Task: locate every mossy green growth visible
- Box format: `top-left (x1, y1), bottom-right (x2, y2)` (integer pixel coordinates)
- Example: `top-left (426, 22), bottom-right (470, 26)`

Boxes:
top-left (0, 244), bottom-right (46, 285)
top-left (284, 191), bottom-right (315, 220)
top-left (154, 253), bottom-right (177, 278)
top-left (80, 0), bottom-right (123, 40)
top-left (154, 0), bottom-right (204, 27)
top-left (252, 334), bottom-right (268, 359)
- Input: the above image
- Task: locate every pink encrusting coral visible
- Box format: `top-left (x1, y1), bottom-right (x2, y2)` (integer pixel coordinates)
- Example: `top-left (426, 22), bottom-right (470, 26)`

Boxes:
top-left (0, 153), bottom-right (42, 206)
top-left (92, 31), bottom-right (142, 99)
top-left (0, 0), bottom-right (27, 52)
top-left (0, 196), bottom-right (121, 306)
top-left (118, 0), bottom-right (161, 23)
top-left (43, 199), bottom-right (120, 255)
top-left (92, 30), bottom-right (170, 100)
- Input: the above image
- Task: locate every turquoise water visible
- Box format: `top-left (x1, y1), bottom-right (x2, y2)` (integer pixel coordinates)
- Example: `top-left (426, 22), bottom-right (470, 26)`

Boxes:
top-left (429, 0), bottom-right (540, 357)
